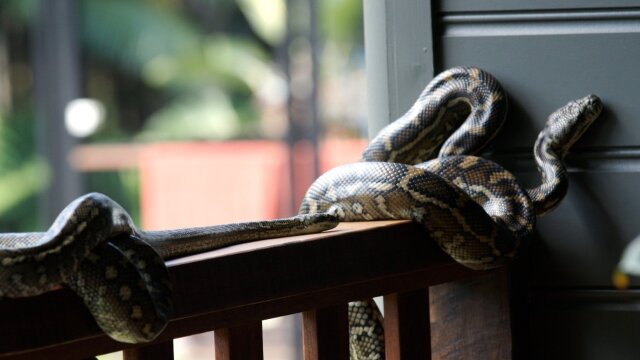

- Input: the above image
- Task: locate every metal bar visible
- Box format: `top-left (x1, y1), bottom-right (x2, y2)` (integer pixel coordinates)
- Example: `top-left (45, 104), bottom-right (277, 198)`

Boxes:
top-left (32, 0), bottom-right (83, 223)
top-left (284, 0), bottom-right (321, 212)
top-left (308, 0), bottom-right (320, 180)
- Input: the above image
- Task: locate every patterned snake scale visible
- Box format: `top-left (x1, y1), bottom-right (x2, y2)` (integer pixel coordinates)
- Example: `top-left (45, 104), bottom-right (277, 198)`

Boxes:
top-left (0, 67), bottom-right (602, 355)
top-left (299, 67), bottom-right (603, 359)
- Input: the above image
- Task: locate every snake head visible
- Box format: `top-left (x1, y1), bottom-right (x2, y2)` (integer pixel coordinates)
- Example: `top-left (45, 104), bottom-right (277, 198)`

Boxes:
top-left (546, 94), bottom-right (603, 155)
top-left (562, 94), bottom-right (602, 126)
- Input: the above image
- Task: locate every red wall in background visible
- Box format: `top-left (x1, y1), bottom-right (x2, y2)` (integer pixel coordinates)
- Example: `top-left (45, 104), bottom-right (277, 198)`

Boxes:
top-left (138, 139), bottom-right (367, 230)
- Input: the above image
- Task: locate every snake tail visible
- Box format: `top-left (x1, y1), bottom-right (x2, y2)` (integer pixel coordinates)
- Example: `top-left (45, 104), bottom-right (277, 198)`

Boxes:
top-left (527, 95), bottom-right (603, 216)
top-left (362, 66), bottom-right (507, 165)
top-left (143, 213), bottom-right (339, 260)
top-left (348, 299), bottom-right (385, 359)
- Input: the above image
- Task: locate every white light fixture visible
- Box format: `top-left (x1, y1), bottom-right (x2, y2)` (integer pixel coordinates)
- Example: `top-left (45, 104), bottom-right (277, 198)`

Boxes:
top-left (64, 98), bottom-right (105, 138)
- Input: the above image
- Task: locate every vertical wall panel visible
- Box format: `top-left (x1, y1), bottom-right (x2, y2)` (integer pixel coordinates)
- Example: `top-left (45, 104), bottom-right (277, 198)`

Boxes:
top-left (436, 10), bottom-right (640, 149)
top-left (365, 0), bottom-right (640, 358)
top-left (363, 0), bottom-right (434, 136)
top-left (433, 2), bottom-right (640, 359)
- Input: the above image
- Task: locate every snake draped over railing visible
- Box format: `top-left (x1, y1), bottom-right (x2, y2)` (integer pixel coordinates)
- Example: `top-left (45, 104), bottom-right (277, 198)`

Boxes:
top-left (0, 67), bottom-right (602, 359)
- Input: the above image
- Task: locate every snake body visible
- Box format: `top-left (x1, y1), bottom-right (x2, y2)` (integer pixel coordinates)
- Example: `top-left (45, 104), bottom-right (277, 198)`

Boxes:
top-left (0, 195), bottom-right (337, 342)
top-left (300, 67), bottom-right (603, 358)
top-left (0, 67), bottom-right (602, 355)
top-left (362, 67), bottom-right (507, 163)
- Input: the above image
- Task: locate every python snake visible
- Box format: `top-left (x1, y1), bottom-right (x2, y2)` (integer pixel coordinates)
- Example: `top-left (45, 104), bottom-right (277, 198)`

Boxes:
top-left (299, 67), bottom-right (603, 358)
top-left (0, 67), bottom-right (602, 356)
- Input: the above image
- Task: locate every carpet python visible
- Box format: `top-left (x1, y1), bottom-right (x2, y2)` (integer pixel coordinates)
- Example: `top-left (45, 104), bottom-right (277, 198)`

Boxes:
top-left (299, 66), bottom-right (603, 358)
top-left (0, 67), bottom-right (602, 357)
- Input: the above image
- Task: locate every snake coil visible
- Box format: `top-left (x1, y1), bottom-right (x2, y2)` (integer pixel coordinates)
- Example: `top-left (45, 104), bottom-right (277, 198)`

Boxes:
top-left (300, 67), bottom-right (603, 358)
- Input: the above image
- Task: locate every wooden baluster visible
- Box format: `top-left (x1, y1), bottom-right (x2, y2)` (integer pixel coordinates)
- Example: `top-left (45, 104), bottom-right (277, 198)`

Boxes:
top-left (384, 289), bottom-right (431, 360)
top-left (302, 304), bottom-right (349, 360)
top-left (215, 321), bottom-right (264, 360)
top-left (430, 269), bottom-right (512, 359)
top-left (122, 340), bottom-right (174, 360)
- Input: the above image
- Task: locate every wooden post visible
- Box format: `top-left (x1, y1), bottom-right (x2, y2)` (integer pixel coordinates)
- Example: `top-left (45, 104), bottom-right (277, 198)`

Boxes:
top-left (430, 269), bottom-right (512, 359)
top-left (302, 304), bottom-right (350, 360)
top-left (122, 340), bottom-right (173, 360)
top-left (215, 321), bottom-right (264, 360)
top-left (384, 289), bottom-right (431, 359)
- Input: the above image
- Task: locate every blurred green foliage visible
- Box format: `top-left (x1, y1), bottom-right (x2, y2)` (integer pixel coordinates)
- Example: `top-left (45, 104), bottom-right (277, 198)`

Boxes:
top-left (0, 0), bottom-right (364, 230)
top-left (0, 110), bottom-right (48, 230)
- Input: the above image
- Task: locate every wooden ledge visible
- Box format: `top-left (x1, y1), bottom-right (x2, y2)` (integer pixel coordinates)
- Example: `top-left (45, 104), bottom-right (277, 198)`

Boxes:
top-left (0, 221), bottom-right (482, 359)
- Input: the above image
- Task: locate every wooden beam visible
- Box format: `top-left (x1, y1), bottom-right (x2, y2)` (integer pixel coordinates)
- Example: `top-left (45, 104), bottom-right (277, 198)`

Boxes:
top-left (68, 144), bottom-right (140, 171)
top-left (0, 221), bottom-right (482, 359)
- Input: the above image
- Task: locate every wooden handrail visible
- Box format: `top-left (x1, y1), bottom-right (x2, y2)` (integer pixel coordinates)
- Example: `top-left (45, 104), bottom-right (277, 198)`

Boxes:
top-left (0, 221), bottom-right (486, 359)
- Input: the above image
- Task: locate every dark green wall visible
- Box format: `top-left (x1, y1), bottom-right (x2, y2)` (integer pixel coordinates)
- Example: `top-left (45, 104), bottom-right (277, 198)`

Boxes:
top-left (365, 1), bottom-right (640, 358)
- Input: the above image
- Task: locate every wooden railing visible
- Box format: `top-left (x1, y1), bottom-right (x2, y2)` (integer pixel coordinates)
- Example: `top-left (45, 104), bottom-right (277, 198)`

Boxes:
top-left (0, 221), bottom-right (511, 359)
